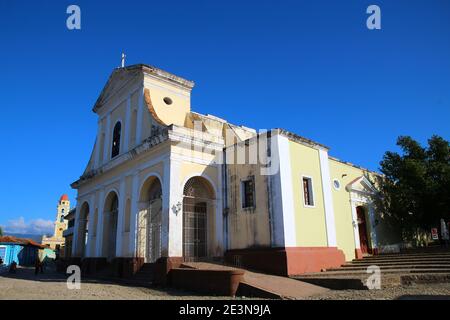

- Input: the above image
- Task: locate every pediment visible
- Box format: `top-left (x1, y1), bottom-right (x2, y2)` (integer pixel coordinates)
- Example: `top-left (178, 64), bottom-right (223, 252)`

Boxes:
top-left (93, 68), bottom-right (143, 113)
top-left (345, 175), bottom-right (377, 194)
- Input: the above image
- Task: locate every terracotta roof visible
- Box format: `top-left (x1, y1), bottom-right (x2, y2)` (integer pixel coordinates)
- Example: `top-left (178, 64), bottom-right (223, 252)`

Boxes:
top-left (60, 194), bottom-right (69, 201)
top-left (0, 236), bottom-right (46, 249)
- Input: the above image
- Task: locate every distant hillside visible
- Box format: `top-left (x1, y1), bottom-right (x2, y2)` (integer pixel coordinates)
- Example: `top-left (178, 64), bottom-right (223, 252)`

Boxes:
top-left (3, 233), bottom-right (44, 243)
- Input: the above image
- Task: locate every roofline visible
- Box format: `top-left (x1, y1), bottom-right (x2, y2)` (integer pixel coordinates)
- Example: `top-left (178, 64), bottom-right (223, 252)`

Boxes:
top-left (276, 128), bottom-right (329, 150)
top-left (92, 64), bottom-right (195, 113)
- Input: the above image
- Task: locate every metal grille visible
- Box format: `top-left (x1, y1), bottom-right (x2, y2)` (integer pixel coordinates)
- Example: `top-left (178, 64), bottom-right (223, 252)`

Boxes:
top-left (147, 198), bottom-right (162, 263)
top-left (183, 198), bottom-right (207, 261)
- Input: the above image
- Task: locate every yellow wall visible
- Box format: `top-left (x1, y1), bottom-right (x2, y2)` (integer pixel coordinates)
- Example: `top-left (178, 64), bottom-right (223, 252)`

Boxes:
top-left (288, 142), bottom-right (328, 247)
top-left (143, 75), bottom-right (191, 127)
top-left (328, 159), bottom-right (366, 260)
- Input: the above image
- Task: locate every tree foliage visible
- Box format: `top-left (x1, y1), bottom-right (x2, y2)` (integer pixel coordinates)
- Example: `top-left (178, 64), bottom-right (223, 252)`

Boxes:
top-left (375, 135), bottom-right (450, 239)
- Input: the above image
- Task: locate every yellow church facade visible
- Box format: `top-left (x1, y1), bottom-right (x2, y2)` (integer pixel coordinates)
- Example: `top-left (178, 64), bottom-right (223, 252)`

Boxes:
top-left (70, 64), bottom-right (398, 276)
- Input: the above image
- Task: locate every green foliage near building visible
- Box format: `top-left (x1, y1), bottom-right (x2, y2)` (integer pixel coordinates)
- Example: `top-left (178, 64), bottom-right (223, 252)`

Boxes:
top-left (375, 135), bottom-right (450, 241)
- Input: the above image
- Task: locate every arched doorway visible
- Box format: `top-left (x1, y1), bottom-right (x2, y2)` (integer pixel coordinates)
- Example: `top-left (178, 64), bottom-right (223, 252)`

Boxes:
top-left (356, 206), bottom-right (370, 254)
top-left (138, 177), bottom-right (162, 263)
top-left (103, 192), bottom-right (119, 260)
top-left (79, 202), bottom-right (89, 257)
top-left (182, 177), bottom-right (215, 262)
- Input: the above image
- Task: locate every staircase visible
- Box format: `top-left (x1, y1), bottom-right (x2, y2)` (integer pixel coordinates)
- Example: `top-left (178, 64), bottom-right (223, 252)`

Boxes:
top-left (294, 250), bottom-right (450, 290)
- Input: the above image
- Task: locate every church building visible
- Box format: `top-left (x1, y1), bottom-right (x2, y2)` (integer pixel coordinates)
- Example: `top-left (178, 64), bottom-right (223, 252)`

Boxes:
top-left (70, 64), bottom-right (398, 277)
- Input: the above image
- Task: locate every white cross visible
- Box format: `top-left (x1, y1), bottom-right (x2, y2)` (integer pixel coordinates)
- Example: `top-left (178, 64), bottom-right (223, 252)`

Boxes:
top-left (121, 53), bottom-right (126, 68)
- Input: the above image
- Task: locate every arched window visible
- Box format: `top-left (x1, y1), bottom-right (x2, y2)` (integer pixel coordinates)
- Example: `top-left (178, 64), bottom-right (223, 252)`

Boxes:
top-left (111, 122), bottom-right (121, 158)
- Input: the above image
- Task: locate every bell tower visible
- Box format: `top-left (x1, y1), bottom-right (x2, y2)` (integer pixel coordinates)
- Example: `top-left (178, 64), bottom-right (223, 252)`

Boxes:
top-left (55, 194), bottom-right (70, 238)
top-left (42, 194), bottom-right (70, 250)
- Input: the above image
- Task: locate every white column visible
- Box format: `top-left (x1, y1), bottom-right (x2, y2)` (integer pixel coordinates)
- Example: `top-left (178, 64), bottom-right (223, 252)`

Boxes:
top-left (135, 88), bottom-right (144, 146)
top-left (115, 179), bottom-right (126, 257)
top-left (123, 96), bottom-right (131, 152)
top-left (368, 204), bottom-right (378, 249)
top-left (102, 113), bottom-right (111, 164)
top-left (215, 163), bottom-right (224, 255)
top-left (350, 200), bottom-right (361, 251)
top-left (71, 201), bottom-right (82, 257)
top-left (94, 120), bottom-right (103, 168)
top-left (128, 173), bottom-right (140, 256)
top-left (272, 134), bottom-right (296, 247)
top-left (319, 149), bottom-right (338, 247)
top-left (167, 157), bottom-right (182, 257)
top-left (95, 190), bottom-right (105, 257)
top-left (86, 194), bottom-right (96, 257)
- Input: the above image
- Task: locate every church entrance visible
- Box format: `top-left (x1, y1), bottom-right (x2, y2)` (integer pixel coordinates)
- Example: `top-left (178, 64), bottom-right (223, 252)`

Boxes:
top-left (138, 176), bottom-right (163, 263)
top-left (147, 197), bottom-right (162, 263)
top-left (357, 206), bottom-right (370, 254)
top-left (182, 177), bottom-right (215, 262)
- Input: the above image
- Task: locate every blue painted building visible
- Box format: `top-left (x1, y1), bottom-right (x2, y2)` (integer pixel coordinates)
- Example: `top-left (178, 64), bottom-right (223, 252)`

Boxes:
top-left (0, 236), bottom-right (44, 268)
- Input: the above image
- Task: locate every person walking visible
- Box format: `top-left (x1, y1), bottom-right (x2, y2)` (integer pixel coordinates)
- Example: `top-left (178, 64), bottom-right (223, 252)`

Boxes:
top-left (34, 257), bottom-right (41, 275)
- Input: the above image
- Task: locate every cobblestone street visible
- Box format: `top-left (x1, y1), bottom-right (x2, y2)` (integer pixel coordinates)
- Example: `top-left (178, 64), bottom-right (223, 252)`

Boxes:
top-left (2, 267), bottom-right (450, 300)
top-left (0, 267), bottom-right (233, 300)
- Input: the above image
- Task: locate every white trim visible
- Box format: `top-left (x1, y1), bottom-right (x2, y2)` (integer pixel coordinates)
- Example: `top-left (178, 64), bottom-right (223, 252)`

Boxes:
top-left (275, 135), bottom-right (297, 247)
top-left (102, 114), bottom-right (111, 165)
top-left (368, 204), bottom-right (378, 249)
top-left (301, 175), bottom-right (315, 208)
top-left (319, 149), bottom-right (337, 247)
top-left (123, 95), bottom-right (131, 152)
top-left (115, 178), bottom-right (126, 257)
top-left (138, 172), bottom-right (163, 200)
top-left (350, 200), bottom-right (361, 250)
top-left (135, 87), bottom-right (144, 146)
top-left (86, 194), bottom-right (96, 257)
top-left (76, 153), bottom-right (169, 199)
top-left (95, 190), bottom-right (105, 257)
top-left (180, 172), bottom-right (219, 200)
top-left (128, 173), bottom-right (140, 256)
top-left (94, 121), bottom-right (102, 169)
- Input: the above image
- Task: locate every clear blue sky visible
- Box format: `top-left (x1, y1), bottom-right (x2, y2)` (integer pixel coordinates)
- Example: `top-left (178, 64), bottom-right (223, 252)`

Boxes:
top-left (0, 0), bottom-right (449, 234)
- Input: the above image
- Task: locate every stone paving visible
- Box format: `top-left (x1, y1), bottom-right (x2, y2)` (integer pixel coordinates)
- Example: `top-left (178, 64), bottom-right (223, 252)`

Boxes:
top-left (306, 283), bottom-right (450, 300)
top-left (0, 267), bottom-right (233, 300)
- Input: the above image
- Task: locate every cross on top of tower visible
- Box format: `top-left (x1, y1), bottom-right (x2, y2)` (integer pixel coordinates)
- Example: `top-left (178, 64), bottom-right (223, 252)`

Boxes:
top-left (121, 53), bottom-right (126, 68)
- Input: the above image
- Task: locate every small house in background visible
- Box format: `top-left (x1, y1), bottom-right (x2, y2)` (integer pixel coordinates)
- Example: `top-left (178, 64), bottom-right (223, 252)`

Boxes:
top-left (0, 236), bottom-right (46, 268)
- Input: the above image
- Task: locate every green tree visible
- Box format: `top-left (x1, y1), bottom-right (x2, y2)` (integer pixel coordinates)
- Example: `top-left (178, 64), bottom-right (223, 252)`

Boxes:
top-left (0, 226), bottom-right (3, 237)
top-left (376, 135), bottom-right (450, 241)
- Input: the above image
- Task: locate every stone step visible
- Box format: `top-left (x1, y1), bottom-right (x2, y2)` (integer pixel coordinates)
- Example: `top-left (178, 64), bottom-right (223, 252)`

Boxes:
top-left (343, 260), bottom-right (450, 267)
top-left (356, 253), bottom-right (450, 260)
top-left (349, 257), bottom-right (450, 264)
top-left (300, 268), bottom-right (450, 277)
top-left (294, 273), bottom-right (450, 290)
top-left (328, 264), bottom-right (450, 272)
